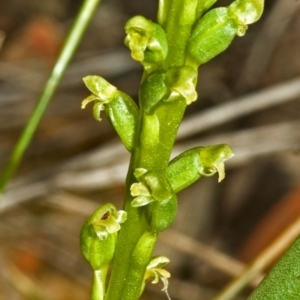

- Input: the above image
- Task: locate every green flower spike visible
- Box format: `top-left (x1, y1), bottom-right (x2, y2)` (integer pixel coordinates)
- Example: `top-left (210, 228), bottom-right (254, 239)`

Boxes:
top-left (124, 15), bottom-right (168, 64)
top-left (144, 256), bottom-right (171, 296)
top-left (164, 66), bottom-right (198, 105)
top-left (81, 76), bottom-right (117, 121)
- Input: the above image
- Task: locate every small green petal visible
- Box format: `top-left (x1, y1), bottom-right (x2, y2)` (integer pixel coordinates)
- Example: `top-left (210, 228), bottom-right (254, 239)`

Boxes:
top-left (93, 224), bottom-right (109, 240)
top-left (83, 75), bottom-right (117, 99)
top-left (165, 66), bottom-right (198, 105)
top-left (98, 216), bottom-right (121, 234)
top-left (131, 195), bottom-right (154, 207)
top-left (88, 203), bottom-right (117, 224)
top-left (156, 269), bottom-right (171, 279)
top-left (150, 272), bottom-right (159, 284)
top-left (134, 168), bottom-right (148, 179)
top-left (214, 162), bottom-right (225, 182)
top-left (114, 210), bottom-right (127, 224)
top-left (130, 182), bottom-right (150, 197)
top-left (92, 102), bottom-right (105, 121)
top-left (124, 15), bottom-right (167, 64)
top-left (160, 277), bottom-right (169, 291)
top-left (178, 81), bottom-right (198, 105)
top-left (81, 94), bottom-right (101, 109)
top-left (148, 256), bottom-right (170, 269)
top-left (124, 16), bottom-right (153, 62)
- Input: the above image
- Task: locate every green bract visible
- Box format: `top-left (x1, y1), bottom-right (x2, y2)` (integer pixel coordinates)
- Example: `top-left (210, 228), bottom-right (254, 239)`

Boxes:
top-left (186, 7), bottom-right (238, 66)
top-left (139, 71), bottom-right (168, 114)
top-left (105, 91), bottom-right (139, 151)
top-left (124, 15), bottom-right (168, 66)
top-left (82, 75), bottom-right (139, 151)
top-left (148, 194), bottom-right (178, 233)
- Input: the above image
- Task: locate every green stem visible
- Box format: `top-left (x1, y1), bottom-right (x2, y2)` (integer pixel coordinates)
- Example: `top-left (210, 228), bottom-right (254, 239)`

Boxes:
top-left (163, 0), bottom-right (198, 67)
top-left (122, 231), bottom-right (158, 300)
top-left (91, 267), bottom-right (109, 300)
top-left (105, 103), bottom-right (186, 300)
top-left (0, 0), bottom-right (102, 195)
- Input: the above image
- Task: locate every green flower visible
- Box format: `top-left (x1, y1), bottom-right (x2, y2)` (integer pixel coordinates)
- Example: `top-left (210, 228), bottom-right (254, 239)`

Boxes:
top-left (80, 203), bottom-right (127, 271)
top-left (86, 203), bottom-right (127, 240)
top-left (199, 144), bottom-right (234, 182)
top-left (92, 207), bottom-right (127, 240)
top-left (144, 256), bottom-right (171, 292)
top-left (164, 66), bottom-right (198, 105)
top-left (130, 181), bottom-right (155, 207)
top-left (81, 76), bottom-right (117, 121)
top-left (124, 15), bottom-right (168, 64)
top-left (130, 168), bottom-right (173, 207)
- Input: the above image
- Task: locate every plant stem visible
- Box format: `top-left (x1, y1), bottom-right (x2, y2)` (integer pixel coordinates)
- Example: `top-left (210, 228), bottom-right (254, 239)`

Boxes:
top-left (91, 268), bottom-right (109, 300)
top-left (105, 101), bottom-right (186, 300)
top-left (0, 0), bottom-right (102, 196)
top-left (163, 0), bottom-right (198, 67)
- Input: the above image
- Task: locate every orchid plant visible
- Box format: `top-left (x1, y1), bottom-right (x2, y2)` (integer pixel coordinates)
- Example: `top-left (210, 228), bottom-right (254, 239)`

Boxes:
top-left (79, 1), bottom-right (265, 300)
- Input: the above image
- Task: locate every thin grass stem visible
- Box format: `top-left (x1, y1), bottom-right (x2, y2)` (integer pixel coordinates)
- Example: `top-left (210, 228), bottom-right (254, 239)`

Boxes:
top-left (0, 0), bottom-right (102, 196)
